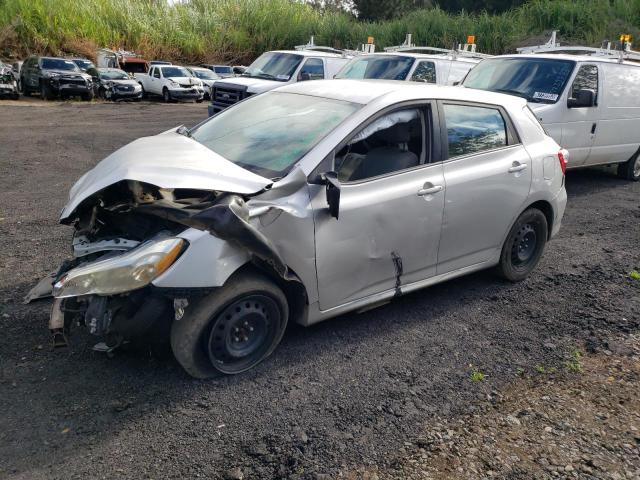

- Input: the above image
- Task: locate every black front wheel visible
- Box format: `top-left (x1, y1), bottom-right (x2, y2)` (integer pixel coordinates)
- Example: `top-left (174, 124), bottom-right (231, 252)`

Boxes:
top-left (162, 87), bottom-right (171, 103)
top-left (496, 208), bottom-right (548, 282)
top-left (170, 271), bottom-right (289, 378)
top-left (617, 152), bottom-right (640, 182)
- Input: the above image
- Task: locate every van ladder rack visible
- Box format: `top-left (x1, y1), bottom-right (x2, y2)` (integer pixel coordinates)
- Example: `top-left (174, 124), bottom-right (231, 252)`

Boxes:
top-left (384, 34), bottom-right (491, 60)
top-left (517, 31), bottom-right (640, 63)
top-left (295, 36), bottom-right (355, 57)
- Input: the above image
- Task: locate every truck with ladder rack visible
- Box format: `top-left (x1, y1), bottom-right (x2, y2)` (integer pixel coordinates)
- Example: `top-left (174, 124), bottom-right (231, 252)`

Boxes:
top-left (462, 32), bottom-right (640, 180)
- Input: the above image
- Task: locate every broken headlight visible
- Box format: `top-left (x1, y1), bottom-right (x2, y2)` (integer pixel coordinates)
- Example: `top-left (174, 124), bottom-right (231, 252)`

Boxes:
top-left (53, 238), bottom-right (186, 298)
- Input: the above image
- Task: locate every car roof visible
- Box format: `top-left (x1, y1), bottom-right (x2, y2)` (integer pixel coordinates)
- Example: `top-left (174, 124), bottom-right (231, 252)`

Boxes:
top-left (357, 52), bottom-right (480, 63)
top-left (493, 53), bottom-right (640, 67)
top-left (277, 79), bottom-right (526, 108)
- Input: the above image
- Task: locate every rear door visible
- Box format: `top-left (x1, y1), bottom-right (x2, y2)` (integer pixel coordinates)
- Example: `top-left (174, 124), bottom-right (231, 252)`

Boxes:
top-left (562, 63), bottom-right (600, 167)
top-left (437, 101), bottom-right (532, 274)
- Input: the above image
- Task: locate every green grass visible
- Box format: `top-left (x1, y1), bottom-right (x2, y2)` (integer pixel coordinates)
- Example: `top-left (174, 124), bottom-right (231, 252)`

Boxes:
top-left (470, 367), bottom-right (486, 382)
top-left (1, 0), bottom-right (640, 63)
top-left (630, 270), bottom-right (640, 280)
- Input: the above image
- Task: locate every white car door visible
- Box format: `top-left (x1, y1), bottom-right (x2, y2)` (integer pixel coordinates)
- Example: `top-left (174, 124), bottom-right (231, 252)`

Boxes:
top-left (437, 101), bottom-right (533, 274)
top-left (311, 104), bottom-right (445, 310)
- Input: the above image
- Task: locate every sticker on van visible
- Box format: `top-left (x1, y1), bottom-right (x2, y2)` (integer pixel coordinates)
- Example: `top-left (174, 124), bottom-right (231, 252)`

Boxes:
top-left (533, 92), bottom-right (559, 101)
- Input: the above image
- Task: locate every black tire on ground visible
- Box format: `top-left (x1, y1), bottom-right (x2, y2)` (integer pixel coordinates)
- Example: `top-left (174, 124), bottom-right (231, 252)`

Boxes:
top-left (20, 79), bottom-right (29, 96)
top-left (40, 82), bottom-right (53, 100)
top-left (496, 208), bottom-right (548, 282)
top-left (162, 87), bottom-right (171, 103)
top-left (196, 98), bottom-right (203, 103)
top-left (170, 270), bottom-right (289, 379)
top-left (139, 83), bottom-right (147, 98)
top-left (82, 90), bottom-right (94, 101)
top-left (617, 152), bottom-right (640, 181)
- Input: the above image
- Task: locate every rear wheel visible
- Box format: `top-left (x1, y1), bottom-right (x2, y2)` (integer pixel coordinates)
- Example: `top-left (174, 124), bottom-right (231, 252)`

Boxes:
top-left (617, 152), bottom-right (640, 181)
top-left (170, 271), bottom-right (288, 379)
top-left (496, 208), bottom-right (548, 282)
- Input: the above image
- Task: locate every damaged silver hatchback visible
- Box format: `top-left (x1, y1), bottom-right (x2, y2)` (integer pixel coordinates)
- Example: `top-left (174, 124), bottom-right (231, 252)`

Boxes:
top-left (30, 80), bottom-right (568, 378)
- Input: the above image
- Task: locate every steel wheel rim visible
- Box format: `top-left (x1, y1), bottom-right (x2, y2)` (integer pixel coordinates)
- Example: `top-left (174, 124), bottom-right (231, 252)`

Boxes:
top-left (207, 294), bottom-right (281, 374)
top-left (511, 223), bottom-right (537, 266)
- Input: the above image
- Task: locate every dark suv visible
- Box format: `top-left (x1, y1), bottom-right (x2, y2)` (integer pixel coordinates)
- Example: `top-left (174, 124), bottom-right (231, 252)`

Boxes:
top-left (21, 56), bottom-right (94, 100)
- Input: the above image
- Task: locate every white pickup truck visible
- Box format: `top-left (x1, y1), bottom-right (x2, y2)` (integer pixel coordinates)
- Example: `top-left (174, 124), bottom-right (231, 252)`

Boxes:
top-left (135, 65), bottom-right (205, 102)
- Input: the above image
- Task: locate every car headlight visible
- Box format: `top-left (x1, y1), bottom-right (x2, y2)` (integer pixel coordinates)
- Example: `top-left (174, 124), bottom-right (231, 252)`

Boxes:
top-left (169, 80), bottom-right (179, 86)
top-left (53, 238), bottom-right (186, 298)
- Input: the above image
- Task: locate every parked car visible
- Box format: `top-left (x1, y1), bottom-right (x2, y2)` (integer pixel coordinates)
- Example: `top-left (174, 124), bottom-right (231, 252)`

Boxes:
top-left (21, 56), bottom-right (94, 100)
top-left (201, 64), bottom-right (235, 78)
top-left (463, 35), bottom-right (640, 180)
top-left (30, 80), bottom-right (567, 378)
top-left (0, 61), bottom-right (19, 99)
top-left (185, 66), bottom-right (220, 99)
top-left (208, 49), bottom-right (351, 116)
top-left (135, 65), bottom-right (205, 102)
top-left (70, 58), bottom-right (95, 72)
top-left (87, 67), bottom-right (143, 101)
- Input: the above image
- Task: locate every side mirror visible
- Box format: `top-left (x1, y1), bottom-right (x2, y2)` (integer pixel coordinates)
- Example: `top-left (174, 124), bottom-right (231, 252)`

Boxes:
top-left (299, 72), bottom-right (311, 82)
top-left (322, 171), bottom-right (341, 220)
top-left (452, 81), bottom-right (461, 86)
top-left (568, 88), bottom-right (595, 108)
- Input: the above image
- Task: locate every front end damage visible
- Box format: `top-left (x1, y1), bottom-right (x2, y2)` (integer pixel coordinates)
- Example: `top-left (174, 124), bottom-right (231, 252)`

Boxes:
top-left (31, 175), bottom-right (299, 353)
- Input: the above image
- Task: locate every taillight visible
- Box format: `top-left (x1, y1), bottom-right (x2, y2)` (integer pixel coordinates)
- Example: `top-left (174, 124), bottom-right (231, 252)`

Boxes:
top-left (558, 149), bottom-right (568, 175)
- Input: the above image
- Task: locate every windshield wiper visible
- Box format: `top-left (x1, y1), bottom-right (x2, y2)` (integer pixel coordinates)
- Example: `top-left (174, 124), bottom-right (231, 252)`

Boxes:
top-left (243, 72), bottom-right (279, 80)
top-left (176, 125), bottom-right (192, 138)
top-left (494, 88), bottom-right (530, 100)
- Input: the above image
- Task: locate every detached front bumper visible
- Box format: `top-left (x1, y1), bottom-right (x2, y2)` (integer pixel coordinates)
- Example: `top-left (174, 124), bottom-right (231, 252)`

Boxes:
top-left (51, 81), bottom-right (92, 95)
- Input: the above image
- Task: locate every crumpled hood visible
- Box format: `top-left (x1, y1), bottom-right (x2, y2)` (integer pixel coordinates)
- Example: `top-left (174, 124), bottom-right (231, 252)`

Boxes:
top-left (168, 76), bottom-right (202, 86)
top-left (61, 131), bottom-right (272, 220)
top-left (215, 76), bottom-right (284, 94)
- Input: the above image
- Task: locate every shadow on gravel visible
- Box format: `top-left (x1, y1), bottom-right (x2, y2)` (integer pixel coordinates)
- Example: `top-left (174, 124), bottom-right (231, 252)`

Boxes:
top-left (565, 167), bottom-right (632, 197)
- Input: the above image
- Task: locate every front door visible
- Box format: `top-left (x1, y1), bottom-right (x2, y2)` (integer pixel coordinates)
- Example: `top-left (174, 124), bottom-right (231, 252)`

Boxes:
top-left (312, 105), bottom-right (445, 310)
top-left (437, 102), bottom-right (533, 274)
top-left (562, 64), bottom-right (600, 167)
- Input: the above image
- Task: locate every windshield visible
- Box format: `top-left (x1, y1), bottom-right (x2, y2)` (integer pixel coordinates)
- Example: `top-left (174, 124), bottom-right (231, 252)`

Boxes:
top-left (100, 70), bottom-right (129, 80)
top-left (214, 66), bottom-right (233, 74)
top-left (191, 69), bottom-right (219, 80)
top-left (41, 58), bottom-right (79, 72)
top-left (161, 66), bottom-right (190, 78)
top-left (73, 60), bottom-right (94, 70)
top-left (242, 52), bottom-right (303, 82)
top-left (335, 55), bottom-right (415, 80)
top-left (463, 57), bottom-right (576, 104)
top-left (191, 92), bottom-right (360, 178)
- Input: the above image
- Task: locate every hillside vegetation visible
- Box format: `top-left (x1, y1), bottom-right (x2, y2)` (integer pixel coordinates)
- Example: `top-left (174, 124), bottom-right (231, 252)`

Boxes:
top-left (0, 0), bottom-right (639, 63)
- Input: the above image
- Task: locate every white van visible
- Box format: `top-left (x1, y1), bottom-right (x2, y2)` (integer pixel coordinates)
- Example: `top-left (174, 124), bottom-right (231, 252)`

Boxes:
top-left (462, 37), bottom-right (640, 180)
top-left (208, 42), bottom-right (352, 116)
top-left (335, 35), bottom-right (488, 86)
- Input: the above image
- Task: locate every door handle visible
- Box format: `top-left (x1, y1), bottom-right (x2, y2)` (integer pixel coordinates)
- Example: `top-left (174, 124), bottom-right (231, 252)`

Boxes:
top-left (417, 185), bottom-right (443, 196)
top-left (508, 163), bottom-right (528, 173)
top-left (591, 123), bottom-right (597, 134)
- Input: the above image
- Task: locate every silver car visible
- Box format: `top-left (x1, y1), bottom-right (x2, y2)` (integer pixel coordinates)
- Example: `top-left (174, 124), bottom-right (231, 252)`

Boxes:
top-left (32, 80), bottom-right (567, 378)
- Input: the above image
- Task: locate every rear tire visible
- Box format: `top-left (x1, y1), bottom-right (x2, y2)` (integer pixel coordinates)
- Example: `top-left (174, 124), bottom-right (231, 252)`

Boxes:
top-left (617, 152), bottom-right (640, 181)
top-left (170, 271), bottom-right (289, 379)
top-left (496, 208), bottom-right (548, 282)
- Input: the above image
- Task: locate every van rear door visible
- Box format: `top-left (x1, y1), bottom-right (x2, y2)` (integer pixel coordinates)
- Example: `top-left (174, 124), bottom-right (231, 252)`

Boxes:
top-left (562, 63), bottom-right (600, 167)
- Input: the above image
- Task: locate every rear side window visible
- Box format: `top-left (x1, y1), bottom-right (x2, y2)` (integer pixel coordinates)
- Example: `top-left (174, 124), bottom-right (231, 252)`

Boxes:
top-left (443, 104), bottom-right (507, 158)
top-left (299, 58), bottom-right (324, 81)
top-left (570, 64), bottom-right (598, 103)
top-left (411, 61), bottom-right (436, 83)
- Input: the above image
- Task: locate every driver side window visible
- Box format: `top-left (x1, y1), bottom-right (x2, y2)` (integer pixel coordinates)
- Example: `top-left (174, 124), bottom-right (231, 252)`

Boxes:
top-left (153, 68), bottom-right (161, 79)
top-left (335, 108), bottom-right (425, 182)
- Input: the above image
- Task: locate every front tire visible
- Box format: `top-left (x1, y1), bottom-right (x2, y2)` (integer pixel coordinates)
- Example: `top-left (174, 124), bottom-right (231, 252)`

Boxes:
top-left (617, 152), bottom-right (640, 181)
top-left (40, 82), bottom-right (53, 100)
top-left (170, 271), bottom-right (289, 379)
top-left (496, 208), bottom-right (548, 282)
top-left (162, 87), bottom-right (171, 103)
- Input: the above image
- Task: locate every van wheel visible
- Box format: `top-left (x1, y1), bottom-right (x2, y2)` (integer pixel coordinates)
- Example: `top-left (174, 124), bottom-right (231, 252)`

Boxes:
top-left (162, 87), bottom-right (171, 103)
top-left (496, 208), bottom-right (548, 282)
top-left (170, 271), bottom-right (289, 379)
top-left (617, 152), bottom-right (640, 181)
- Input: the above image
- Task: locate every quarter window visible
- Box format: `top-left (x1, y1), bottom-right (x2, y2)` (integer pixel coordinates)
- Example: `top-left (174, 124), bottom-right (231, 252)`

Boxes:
top-left (411, 61), bottom-right (436, 83)
top-left (336, 108), bottom-right (425, 182)
top-left (444, 104), bottom-right (507, 158)
top-left (299, 58), bottom-right (324, 81)
top-left (570, 65), bottom-right (598, 103)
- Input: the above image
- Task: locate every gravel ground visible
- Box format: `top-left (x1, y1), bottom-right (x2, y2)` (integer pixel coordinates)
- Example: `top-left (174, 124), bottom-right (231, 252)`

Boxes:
top-left (0, 101), bottom-right (639, 480)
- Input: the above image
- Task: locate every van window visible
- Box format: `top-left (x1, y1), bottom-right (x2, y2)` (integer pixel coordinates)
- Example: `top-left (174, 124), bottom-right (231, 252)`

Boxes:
top-left (299, 58), bottom-right (324, 81)
top-left (570, 65), bottom-right (598, 104)
top-left (411, 61), bottom-right (436, 83)
top-left (152, 68), bottom-right (160, 79)
top-left (335, 55), bottom-right (415, 81)
top-left (443, 104), bottom-right (507, 158)
top-left (463, 57), bottom-right (575, 104)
